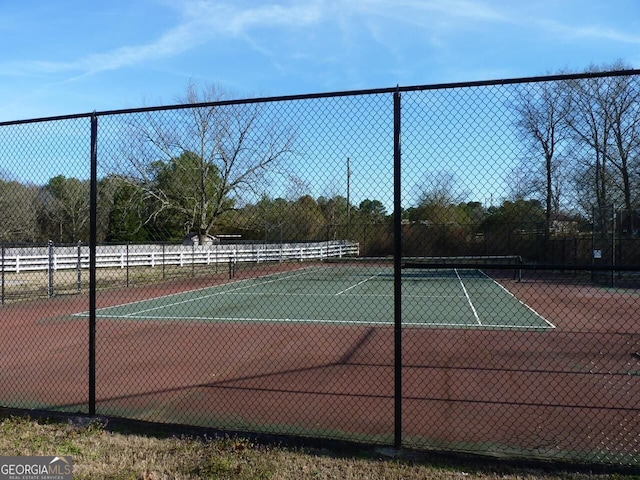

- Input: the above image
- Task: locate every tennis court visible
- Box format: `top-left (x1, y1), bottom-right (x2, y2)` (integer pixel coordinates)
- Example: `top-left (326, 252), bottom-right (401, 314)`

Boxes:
top-left (76, 261), bottom-right (554, 330)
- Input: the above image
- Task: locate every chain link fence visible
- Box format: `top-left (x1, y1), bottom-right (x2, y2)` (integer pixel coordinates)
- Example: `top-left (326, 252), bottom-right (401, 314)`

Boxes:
top-left (0, 70), bottom-right (639, 468)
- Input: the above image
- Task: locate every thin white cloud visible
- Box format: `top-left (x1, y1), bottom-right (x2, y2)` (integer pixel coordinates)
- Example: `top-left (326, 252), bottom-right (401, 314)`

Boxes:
top-left (0, 0), bottom-right (637, 83)
top-left (0, 25), bottom-right (195, 77)
top-left (80, 22), bottom-right (201, 73)
top-left (333, 0), bottom-right (507, 23)
top-left (0, 0), bottom-right (507, 81)
top-left (0, 1), bottom-right (327, 78)
top-left (403, 0), bottom-right (508, 21)
top-left (541, 20), bottom-right (640, 44)
top-left (218, 3), bottom-right (323, 35)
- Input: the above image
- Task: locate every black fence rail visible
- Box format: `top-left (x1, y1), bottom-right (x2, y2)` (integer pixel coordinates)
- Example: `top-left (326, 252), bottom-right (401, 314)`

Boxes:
top-left (1, 69), bottom-right (639, 468)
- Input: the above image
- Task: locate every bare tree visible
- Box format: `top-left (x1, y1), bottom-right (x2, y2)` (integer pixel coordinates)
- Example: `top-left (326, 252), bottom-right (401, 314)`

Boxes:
top-left (565, 65), bottom-right (640, 233)
top-left (505, 162), bottom-right (536, 202)
top-left (122, 82), bottom-right (296, 243)
top-left (602, 70), bottom-right (640, 213)
top-left (415, 171), bottom-right (464, 207)
top-left (0, 178), bottom-right (39, 242)
top-left (513, 80), bottom-right (571, 243)
top-left (40, 175), bottom-right (90, 243)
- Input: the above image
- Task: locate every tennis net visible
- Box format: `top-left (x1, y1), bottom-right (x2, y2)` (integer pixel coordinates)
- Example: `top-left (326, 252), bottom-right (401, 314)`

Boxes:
top-left (322, 255), bottom-right (523, 281)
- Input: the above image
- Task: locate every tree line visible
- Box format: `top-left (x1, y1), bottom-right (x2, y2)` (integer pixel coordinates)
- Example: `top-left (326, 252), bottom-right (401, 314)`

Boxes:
top-left (1, 65), bottom-right (639, 263)
top-left (0, 169), bottom-right (556, 257)
top-left (0, 171), bottom-right (392, 252)
top-left (511, 61), bottom-right (640, 239)
top-left (0, 165), bottom-right (626, 261)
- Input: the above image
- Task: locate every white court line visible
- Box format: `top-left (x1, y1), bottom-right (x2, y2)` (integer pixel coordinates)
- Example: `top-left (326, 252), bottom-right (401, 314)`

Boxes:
top-left (335, 272), bottom-right (383, 295)
top-left (455, 268), bottom-right (481, 325)
top-left (332, 268), bottom-right (468, 297)
top-left (221, 291), bottom-right (463, 299)
top-left (98, 314), bottom-right (387, 324)
top-left (88, 312), bottom-right (555, 329)
top-left (478, 270), bottom-right (556, 329)
top-left (123, 267), bottom-right (323, 317)
top-left (80, 269), bottom-right (463, 319)
top-left (73, 265), bottom-right (318, 317)
top-left (76, 264), bottom-right (554, 330)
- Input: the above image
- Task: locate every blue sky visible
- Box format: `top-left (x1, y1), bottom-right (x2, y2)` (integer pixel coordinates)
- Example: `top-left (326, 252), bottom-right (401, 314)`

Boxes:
top-left (1, 0), bottom-right (639, 122)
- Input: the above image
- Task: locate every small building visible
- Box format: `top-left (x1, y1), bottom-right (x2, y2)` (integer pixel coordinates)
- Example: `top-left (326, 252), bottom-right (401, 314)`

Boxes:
top-left (617, 209), bottom-right (640, 236)
top-left (550, 214), bottom-right (578, 236)
top-left (182, 233), bottom-right (219, 246)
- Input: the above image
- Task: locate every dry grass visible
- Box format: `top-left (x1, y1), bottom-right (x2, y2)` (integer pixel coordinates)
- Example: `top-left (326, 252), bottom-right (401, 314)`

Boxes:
top-left (0, 415), bottom-right (634, 480)
top-left (0, 264), bottom-right (227, 301)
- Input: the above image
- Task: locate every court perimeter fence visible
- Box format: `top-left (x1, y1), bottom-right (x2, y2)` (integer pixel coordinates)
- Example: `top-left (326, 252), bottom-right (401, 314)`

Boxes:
top-left (1, 69), bottom-right (639, 469)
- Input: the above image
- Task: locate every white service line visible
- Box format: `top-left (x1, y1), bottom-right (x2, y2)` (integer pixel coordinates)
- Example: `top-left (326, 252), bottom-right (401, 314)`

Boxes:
top-left (115, 267), bottom-right (320, 318)
top-left (455, 268), bottom-right (481, 325)
top-left (478, 270), bottom-right (556, 329)
top-left (335, 272), bottom-right (383, 295)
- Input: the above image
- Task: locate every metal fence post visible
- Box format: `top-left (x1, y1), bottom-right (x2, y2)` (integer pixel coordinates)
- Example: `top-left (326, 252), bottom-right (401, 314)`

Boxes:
top-left (393, 87), bottom-right (403, 450)
top-left (611, 204), bottom-right (616, 287)
top-left (162, 243), bottom-right (166, 280)
top-left (1, 242), bottom-right (4, 305)
top-left (126, 242), bottom-right (130, 288)
top-left (77, 240), bottom-right (82, 292)
top-left (48, 240), bottom-right (54, 298)
top-left (89, 113), bottom-right (98, 416)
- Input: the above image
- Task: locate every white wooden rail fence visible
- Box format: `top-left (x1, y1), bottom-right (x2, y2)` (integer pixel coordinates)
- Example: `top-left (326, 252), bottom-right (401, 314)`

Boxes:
top-left (0, 240), bottom-right (360, 273)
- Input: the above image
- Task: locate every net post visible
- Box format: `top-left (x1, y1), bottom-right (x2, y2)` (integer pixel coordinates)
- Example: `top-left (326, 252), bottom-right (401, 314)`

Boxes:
top-left (228, 257), bottom-right (233, 279)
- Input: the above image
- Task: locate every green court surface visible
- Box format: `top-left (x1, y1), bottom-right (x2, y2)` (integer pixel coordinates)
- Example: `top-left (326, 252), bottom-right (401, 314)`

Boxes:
top-left (82, 265), bottom-right (555, 329)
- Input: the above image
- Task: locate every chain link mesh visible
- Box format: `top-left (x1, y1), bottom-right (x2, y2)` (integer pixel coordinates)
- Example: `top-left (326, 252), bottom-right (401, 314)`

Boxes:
top-left (0, 71), bottom-right (638, 467)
